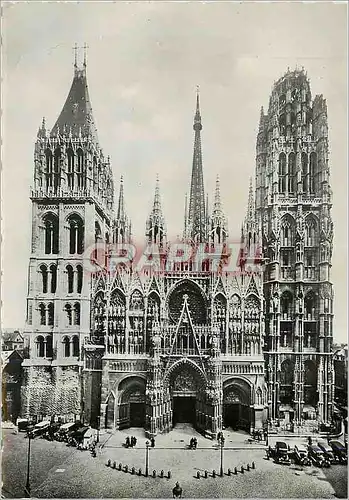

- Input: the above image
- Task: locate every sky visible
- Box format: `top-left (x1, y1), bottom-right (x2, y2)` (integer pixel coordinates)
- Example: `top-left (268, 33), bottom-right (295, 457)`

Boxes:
top-left (1, 1), bottom-right (348, 342)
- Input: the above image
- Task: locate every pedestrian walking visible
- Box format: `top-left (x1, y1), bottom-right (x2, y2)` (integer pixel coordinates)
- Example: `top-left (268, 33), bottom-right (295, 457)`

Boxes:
top-left (151, 437), bottom-right (155, 448)
top-left (126, 436), bottom-right (130, 448)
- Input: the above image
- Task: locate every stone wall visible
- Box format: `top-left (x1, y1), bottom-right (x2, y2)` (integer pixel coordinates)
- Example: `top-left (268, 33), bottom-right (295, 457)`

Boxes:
top-left (21, 365), bottom-right (81, 419)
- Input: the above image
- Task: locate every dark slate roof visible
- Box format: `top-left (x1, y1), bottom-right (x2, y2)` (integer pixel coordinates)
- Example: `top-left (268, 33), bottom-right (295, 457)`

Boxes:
top-left (2, 330), bottom-right (24, 343)
top-left (50, 67), bottom-right (98, 143)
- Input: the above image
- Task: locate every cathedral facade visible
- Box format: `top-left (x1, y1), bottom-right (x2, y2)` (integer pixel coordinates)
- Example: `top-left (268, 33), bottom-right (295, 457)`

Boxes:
top-left (21, 55), bottom-right (333, 437)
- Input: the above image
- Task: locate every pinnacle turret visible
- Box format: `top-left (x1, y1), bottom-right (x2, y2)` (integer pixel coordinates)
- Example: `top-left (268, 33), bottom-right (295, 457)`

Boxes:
top-left (115, 176), bottom-right (131, 244)
top-left (146, 175), bottom-right (166, 246)
top-left (209, 175), bottom-right (228, 244)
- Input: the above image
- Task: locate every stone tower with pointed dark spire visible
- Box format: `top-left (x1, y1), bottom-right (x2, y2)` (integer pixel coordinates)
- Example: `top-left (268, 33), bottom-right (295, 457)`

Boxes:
top-left (21, 48), bottom-right (115, 424)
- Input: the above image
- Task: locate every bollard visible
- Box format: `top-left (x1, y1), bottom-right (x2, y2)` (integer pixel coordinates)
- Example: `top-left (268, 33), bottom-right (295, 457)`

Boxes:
top-left (167, 471), bottom-right (171, 479)
top-left (252, 461), bottom-right (255, 469)
top-left (124, 465), bottom-right (128, 473)
top-left (118, 463), bottom-right (122, 471)
top-left (227, 468), bottom-right (231, 476)
top-left (131, 467), bottom-right (135, 475)
top-left (196, 471), bottom-right (200, 479)
top-left (107, 459), bottom-right (111, 467)
top-left (212, 470), bottom-right (216, 478)
top-left (138, 468), bottom-right (142, 476)
top-left (112, 461), bottom-right (117, 469)
top-left (234, 467), bottom-right (238, 475)
top-left (246, 464), bottom-right (250, 471)
top-left (204, 470), bottom-right (208, 479)
top-left (240, 466), bottom-right (244, 474)
top-left (152, 470), bottom-right (156, 478)
top-left (160, 470), bottom-right (164, 478)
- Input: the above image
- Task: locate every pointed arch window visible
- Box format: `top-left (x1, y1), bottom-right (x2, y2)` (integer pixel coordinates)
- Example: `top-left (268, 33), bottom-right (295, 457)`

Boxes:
top-left (304, 293), bottom-right (317, 320)
top-left (43, 214), bottom-right (59, 254)
top-left (281, 217), bottom-right (294, 247)
top-left (49, 264), bottom-right (57, 293)
top-left (68, 215), bottom-right (84, 254)
top-left (302, 153), bottom-right (309, 193)
top-left (278, 153), bottom-right (286, 193)
top-left (67, 148), bottom-right (75, 189)
top-left (66, 265), bottom-right (74, 294)
top-left (281, 292), bottom-right (293, 319)
top-left (40, 265), bottom-right (48, 294)
top-left (63, 336), bottom-right (70, 357)
top-left (77, 265), bottom-right (83, 294)
top-left (305, 218), bottom-right (317, 247)
top-left (288, 153), bottom-right (296, 194)
top-left (76, 149), bottom-right (85, 189)
top-left (309, 152), bottom-right (317, 194)
top-left (72, 336), bottom-right (79, 357)
top-left (73, 303), bottom-right (81, 326)
top-left (53, 148), bottom-right (61, 193)
top-left (45, 149), bottom-right (53, 189)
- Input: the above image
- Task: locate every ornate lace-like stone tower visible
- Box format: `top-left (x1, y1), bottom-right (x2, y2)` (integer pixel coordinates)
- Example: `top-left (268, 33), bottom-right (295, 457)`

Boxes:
top-left (21, 52), bottom-right (114, 420)
top-left (256, 69), bottom-right (334, 425)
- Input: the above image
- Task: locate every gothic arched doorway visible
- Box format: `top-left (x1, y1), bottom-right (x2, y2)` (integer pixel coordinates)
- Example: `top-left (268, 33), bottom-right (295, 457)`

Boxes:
top-left (168, 362), bottom-right (206, 428)
top-left (223, 379), bottom-right (251, 431)
top-left (117, 377), bottom-right (146, 429)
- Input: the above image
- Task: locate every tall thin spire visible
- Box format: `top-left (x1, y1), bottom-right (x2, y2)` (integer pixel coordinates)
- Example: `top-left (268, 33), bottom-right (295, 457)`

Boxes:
top-left (213, 175), bottom-right (222, 213)
top-left (117, 175), bottom-right (125, 220)
top-left (187, 87), bottom-right (206, 242)
top-left (152, 174), bottom-right (162, 214)
top-left (245, 177), bottom-right (255, 229)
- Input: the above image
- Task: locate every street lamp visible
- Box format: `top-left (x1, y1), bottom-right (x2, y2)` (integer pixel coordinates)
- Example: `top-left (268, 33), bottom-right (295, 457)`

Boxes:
top-left (220, 436), bottom-right (225, 477)
top-left (24, 432), bottom-right (32, 497)
top-left (145, 440), bottom-right (150, 477)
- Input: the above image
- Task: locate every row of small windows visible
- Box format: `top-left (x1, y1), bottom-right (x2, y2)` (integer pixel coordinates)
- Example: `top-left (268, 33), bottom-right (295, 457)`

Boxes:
top-left (278, 152), bottom-right (318, 194)
top-left (35, 335), bottom-right (79, 358)
top-left (279, 216), bottom-right (318, 247)
top-left (43, 214), bottom-right (84, 255)
top-left (39, 264), bottom-right (83, 294)
top-left (45, 148), bottom-right (85, 190)
top-left (38, 302), bottom-right (80, 326)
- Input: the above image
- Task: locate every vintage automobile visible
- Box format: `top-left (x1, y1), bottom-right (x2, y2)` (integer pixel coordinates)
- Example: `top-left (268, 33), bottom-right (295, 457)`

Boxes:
top-left (17, 418), bottom-right (34, 432)
top-left (328, 440), bottom-right (347, 464)
top-left (45, 422), bottom-right (62, 441)
top-left (294, 444), bottom-right (311, 466)
top-left (267, 441), bottom-right (291, 465)
top-left (308, 445), bottom-right (331, 468)
top-left (317, 440), bottom-right (338, 464)
top-left (28, 420), bottom-right (51, 439)
top-left (56, 421), bottom-right (82, 442)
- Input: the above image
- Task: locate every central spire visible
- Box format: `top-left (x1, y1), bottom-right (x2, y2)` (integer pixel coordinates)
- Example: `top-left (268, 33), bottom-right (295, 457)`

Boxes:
top-left (187, 87), bottom-right (206, 243)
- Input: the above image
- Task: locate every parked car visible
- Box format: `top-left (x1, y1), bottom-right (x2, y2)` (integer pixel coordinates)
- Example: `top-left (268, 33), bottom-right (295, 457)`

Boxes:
top-left (28, 420), bottom-right (51, 438)
top-left (328, 440), bottom-right (347, 464)
top-left (17, 418), bottom-right (34, 432)
top-left (317, 440), bottom-right (338, 464)
top-left (267, 441), bottom-right (291, 465)
top-left (45, 422), bottom-right (62, 440)
top-left (57, 421), bottom-right (82, 442)
top-left (308, 445), bottom-right (331, 468)
top-left (294, 444), bottom-right (311, 466)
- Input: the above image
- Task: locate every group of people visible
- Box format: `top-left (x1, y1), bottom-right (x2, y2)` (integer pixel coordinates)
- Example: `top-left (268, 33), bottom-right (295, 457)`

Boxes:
top-left (189, 437), bottom-right (198, 449)
top-left (125, 436), bottom-right (137, 448)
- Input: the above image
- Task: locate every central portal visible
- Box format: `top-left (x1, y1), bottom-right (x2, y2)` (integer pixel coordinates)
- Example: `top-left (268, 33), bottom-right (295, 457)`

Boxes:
top-left (173, 396), bottom-right (196, 425)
